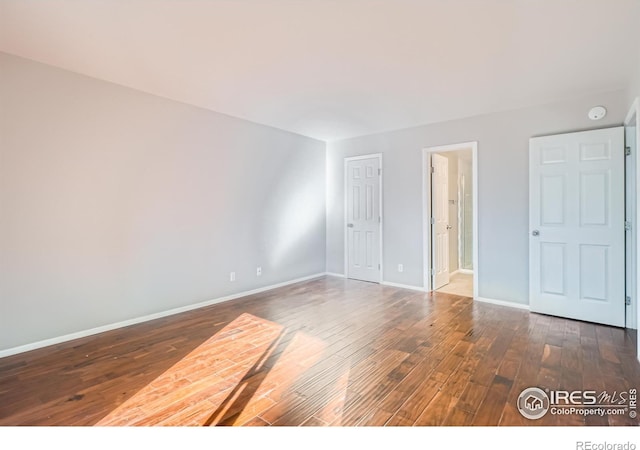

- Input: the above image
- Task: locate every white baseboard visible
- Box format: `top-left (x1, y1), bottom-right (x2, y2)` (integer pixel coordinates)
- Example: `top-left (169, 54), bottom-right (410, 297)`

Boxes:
top-left (0, 272), bottom-right (327, 359)
top-left (458, 269), bottom-right (474, 275)
top-left (325, 272), bottom-right (345, 278)
top-left (474, 296), bottom-right (530, 311)
top-left (381, 281), bottom-right (427, 292)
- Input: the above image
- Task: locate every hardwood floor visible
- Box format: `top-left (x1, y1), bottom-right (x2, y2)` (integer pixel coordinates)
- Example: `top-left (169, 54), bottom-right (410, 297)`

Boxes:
top-left (0, 276), bottom-right (638, 426)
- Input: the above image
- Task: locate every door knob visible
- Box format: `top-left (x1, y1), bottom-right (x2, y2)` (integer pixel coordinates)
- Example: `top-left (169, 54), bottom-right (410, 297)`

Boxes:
top-left (532, 230), bottom-right (540, 236)
top-left (347, 223), bottom-right (354, 228)
top-left (446, 225), bottom-right (452, 230)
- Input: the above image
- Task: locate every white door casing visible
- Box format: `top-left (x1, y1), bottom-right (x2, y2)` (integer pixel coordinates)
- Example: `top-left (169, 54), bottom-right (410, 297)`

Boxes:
top-left (346, 156), bottom-right (381, 283)
top-left (529, 127), bottom-right (625, 327)
top-left (625, 118), bottom-right (637, 329)
top-left (432, 153), bottom-right (450, 289)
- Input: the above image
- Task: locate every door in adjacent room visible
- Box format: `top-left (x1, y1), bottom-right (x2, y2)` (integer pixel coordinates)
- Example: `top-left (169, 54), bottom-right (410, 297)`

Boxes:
top-left (431, 153), bottom-right (450, 289)
top-left (529, 127), bottom-right (625, 327)
top-left (345, 155), bottom-right (381, 283)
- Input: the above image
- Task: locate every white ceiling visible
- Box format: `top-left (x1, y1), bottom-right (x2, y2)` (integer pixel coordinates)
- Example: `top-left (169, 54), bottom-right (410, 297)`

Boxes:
top-left (1, 0), bottom-right (639, 141)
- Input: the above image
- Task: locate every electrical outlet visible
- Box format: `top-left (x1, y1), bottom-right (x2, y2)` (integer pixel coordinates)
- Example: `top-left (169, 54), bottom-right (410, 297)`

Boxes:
top-left (256, 267), bottom-right (262, 277)
top-left (398, 264), bottom-right (404, 273)
top-left (229, 272), bottom-right (236, 282)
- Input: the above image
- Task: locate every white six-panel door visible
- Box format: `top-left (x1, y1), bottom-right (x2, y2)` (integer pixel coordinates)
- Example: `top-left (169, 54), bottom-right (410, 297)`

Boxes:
top-left (346, 157), bottom-right (381, 283)
top-left (529, 127), bottom-right (625, 327)
top-left (432, 153), bottom-right (450, 289)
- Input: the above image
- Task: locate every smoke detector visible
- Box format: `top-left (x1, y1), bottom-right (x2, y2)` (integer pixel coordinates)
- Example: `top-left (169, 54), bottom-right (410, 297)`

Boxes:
top-left (588, 106), bottom-right (607, 121)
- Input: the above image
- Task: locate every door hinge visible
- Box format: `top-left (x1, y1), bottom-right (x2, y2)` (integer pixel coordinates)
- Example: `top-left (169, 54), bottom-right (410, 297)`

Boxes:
top-left (429, 268), bottom-right (435, 276)
top-left (626, 146), bottom-right (631, 156)
top-left (431, 166), bottom-right (435, 173)
top-left (430, 217), bottom-right (435, 225)
top-left (378, 216), bottom-right (381, 223)
top-left (378, 168), bottom-right (381, 175)
top-left (625, 221), bottom-right (632, 231)
top-left (626, 296), bottom-right (632, 306)
top-left (378, 263), bottom-right (381, 270)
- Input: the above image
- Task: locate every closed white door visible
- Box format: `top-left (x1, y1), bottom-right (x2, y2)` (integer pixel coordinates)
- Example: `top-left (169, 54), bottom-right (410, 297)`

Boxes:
top-left (432, 153), bottom-right (450, 289)
top-left (346, 157), bottom-right (381, 283)
top-left (529, 127), bottom-right (625, 327)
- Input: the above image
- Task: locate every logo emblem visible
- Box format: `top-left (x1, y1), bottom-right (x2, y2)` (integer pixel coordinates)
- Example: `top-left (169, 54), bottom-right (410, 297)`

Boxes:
top-left (517, 387), bottom-right (550, 419)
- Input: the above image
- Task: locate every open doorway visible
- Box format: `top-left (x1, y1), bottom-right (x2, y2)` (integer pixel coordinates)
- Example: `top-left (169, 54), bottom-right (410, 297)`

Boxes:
top-left (423, 142), bottom-right (478, 298)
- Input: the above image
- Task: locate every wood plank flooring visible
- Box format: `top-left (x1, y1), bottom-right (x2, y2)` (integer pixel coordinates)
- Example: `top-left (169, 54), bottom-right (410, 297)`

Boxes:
top-left (0, 276), bottom-right (638, 426)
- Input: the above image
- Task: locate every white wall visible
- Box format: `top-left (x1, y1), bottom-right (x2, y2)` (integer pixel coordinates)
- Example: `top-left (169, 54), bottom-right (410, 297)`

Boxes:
top-left (326, 90), bottom-right (628, 305)
top-left (628, 48), bottom-right (640, 107)
top-left (0, 53), bottom-right (327, 352)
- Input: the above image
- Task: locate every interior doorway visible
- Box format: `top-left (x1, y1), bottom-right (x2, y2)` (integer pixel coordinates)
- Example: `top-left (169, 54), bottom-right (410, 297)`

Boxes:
top-left (423, 142), bottom-right (478, 298)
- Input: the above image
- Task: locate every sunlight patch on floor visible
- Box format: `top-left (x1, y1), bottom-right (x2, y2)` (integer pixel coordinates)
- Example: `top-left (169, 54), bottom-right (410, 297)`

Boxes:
top-left (95, 312), bottom-right (327, 426)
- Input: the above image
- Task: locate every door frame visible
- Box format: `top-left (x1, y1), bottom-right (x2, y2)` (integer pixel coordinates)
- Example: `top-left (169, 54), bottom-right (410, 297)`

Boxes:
top-left (625, 98), bottom-right (640, 339)
top-left (422, 142), bottom-right (478, 296)
top-left (344, 153), bottom-right (383, 283)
